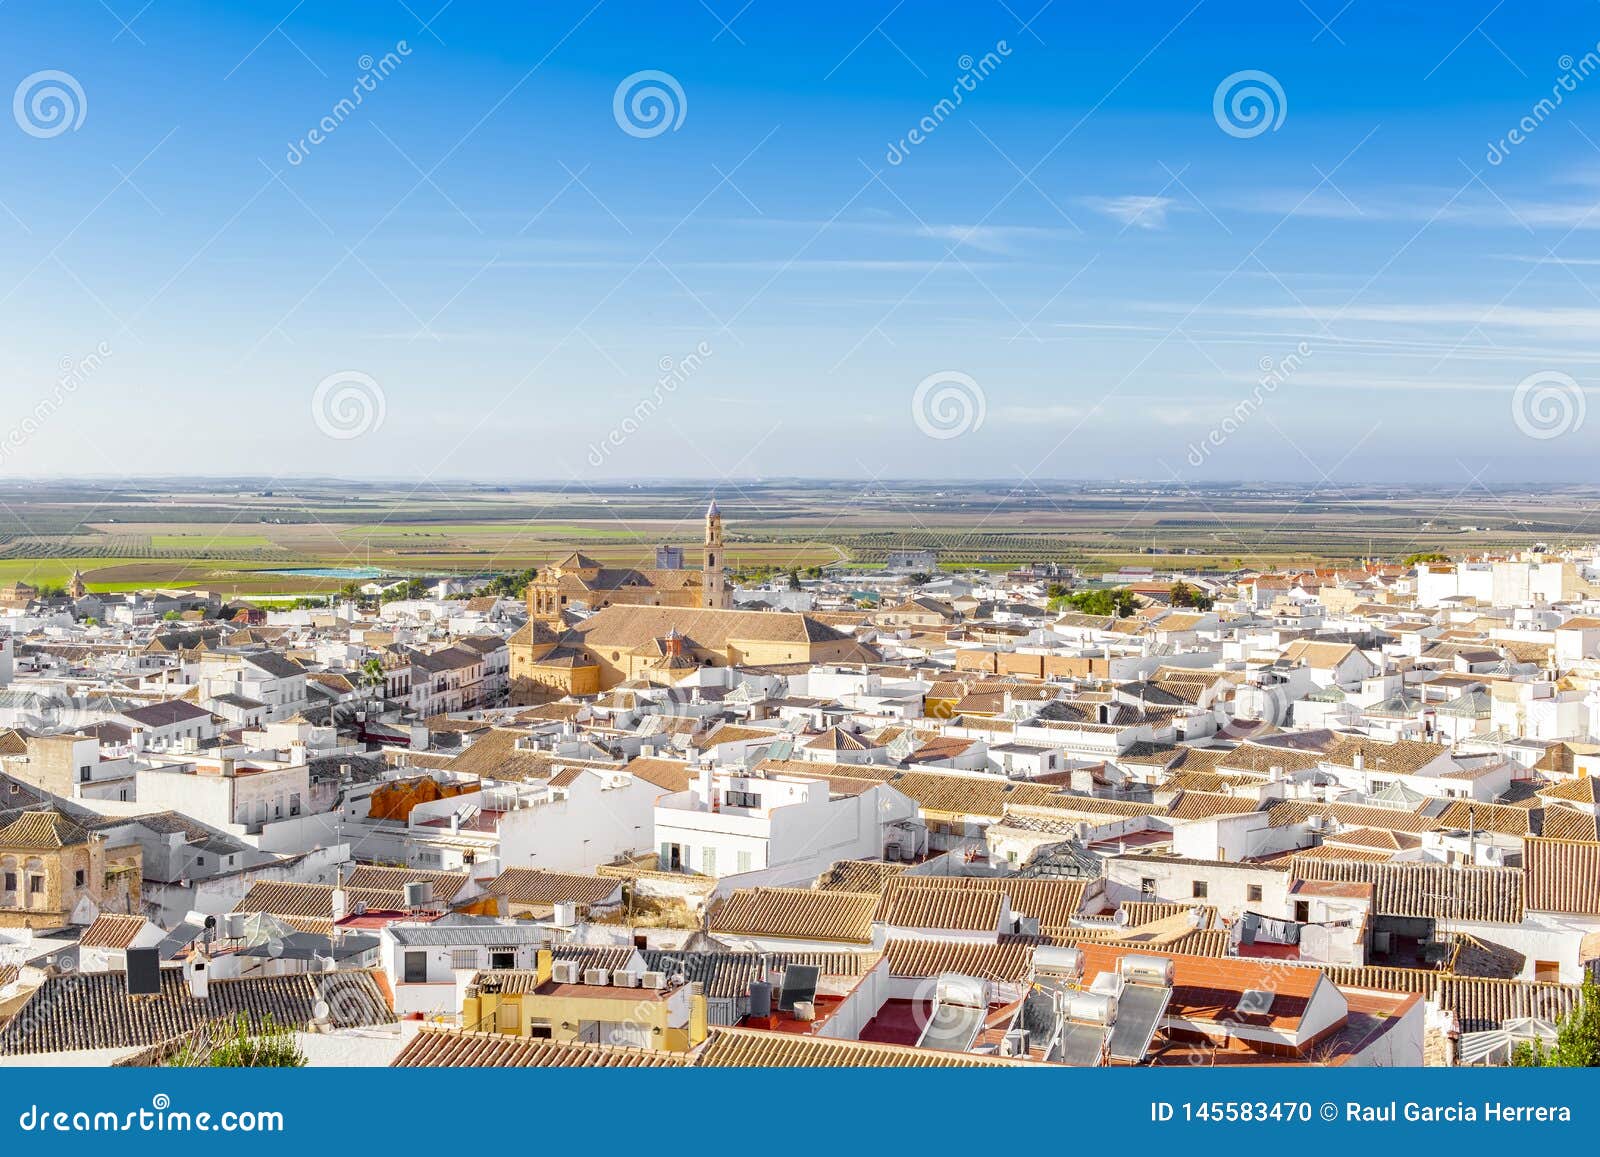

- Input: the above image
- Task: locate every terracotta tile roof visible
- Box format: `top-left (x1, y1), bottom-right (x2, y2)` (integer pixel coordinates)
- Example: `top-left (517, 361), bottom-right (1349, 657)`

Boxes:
top-left (486, 868), bottom-right (622, 908)
top-left (1437, 976), bottom-right (1582, 1034)
top-left (0, 969), bottom-right (392, 1056)
top-left (874, 876), bottom-right (1088, 940)
top-left (339, 866), bottom-right (468, 903)
top-left (1428, 799), bottom-right (1535, 837)
top-left (886, 771), bottom-right (1058, 819)
top-left (78, 913), bottom-right (148, 950)
top-left (235, 880), bottom-right (402, 920)
top-left (442, 728), bottom-right (620, 781)
top-left (1302, 963), bottom-right (1441, 997)
top-left (392, 1027), bottom-right (687, 1067)
top-left (813, 859), bottom-right (907, 894)
top-left (1324, 827), bottom-right (1421, 852)
top-left (571, 605), bottom-right (861, 650)
top-left (881, 938), bottom-right (1036, 986)
top-left (1280, 845), bottom-right (1395, 865)
top-left (1265, 799), bottom-right (1435, 833)
top-left (696, 1026), bottom-right (1028, 1067)
top-left (1322, 736), bottom-right (1447, 775)
top-left (0, 809), bottom-right (89, 849)
top-left (1165, 791), bottom-right (1264, 822)
top-left (1540, 807), bottom-right (1600, 843)
top-left (877, 885), bottom-right (1004, 932)
top-left (1539, 775), bottom-right (1600, 805)
top-left (707, 887), bottom-right (878, 945)
top-left (1524, 837), bottom-right (1600, 916)
top-left (1119, 901), bottom-right (1213, 927)
top-left (623, 756), bottom-right (694, 792)
top-left (1290, 858), bottom-right (1524, 924)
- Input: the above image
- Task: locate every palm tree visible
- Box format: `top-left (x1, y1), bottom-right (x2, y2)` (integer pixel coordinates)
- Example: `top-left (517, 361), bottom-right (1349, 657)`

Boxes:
top-left (360, 657), bottom-right (387, 706)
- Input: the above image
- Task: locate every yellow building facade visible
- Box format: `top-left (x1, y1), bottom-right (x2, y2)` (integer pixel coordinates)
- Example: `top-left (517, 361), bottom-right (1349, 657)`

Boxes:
top-left (461, 951), bottom-right (708, 1053)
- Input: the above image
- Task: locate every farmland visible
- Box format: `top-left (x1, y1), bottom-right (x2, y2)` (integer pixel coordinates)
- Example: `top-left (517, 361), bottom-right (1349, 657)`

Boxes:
top-left (0, 478), bottom-right (1592, 599)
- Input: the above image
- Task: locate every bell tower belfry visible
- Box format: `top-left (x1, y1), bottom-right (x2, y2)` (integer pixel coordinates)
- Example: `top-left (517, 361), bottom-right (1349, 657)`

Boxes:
top-left (702, 499), bottom-right (728, 609)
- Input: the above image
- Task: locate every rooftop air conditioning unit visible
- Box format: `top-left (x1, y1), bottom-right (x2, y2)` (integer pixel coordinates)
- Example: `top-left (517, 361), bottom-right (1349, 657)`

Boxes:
top-left (550, 960), bottom-right (580, 984)
top-left (612, 969), bottom-right (641, 988)
top-left (640, 970), bottom-right (668, 990)
top-left (1000, 1029), bottom-right (1029, 1058)
top-left (583, 968), bottom-right (611, 986)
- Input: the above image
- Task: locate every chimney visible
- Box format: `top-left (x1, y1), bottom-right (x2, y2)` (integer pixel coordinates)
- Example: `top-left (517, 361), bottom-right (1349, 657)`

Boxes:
top-left (220, 757), bottom-right (236, 779)
top-left (185, 951), bottom-right (210, 1000)
top-left (1353, 750), bottom-right (1364, 772)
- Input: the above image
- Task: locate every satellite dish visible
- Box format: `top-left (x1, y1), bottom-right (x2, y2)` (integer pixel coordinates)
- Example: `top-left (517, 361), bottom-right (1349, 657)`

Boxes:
top-left (312, 999), bottom-right (331, 1020)
top-left (1113, 908), bottom-right (1131, 927)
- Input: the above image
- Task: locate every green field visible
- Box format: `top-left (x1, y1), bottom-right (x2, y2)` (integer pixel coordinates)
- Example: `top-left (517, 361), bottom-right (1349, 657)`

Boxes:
top-left (0, 478), bottom-right (1585, 600)
top-left (149, 534), bottom-right (276, 549)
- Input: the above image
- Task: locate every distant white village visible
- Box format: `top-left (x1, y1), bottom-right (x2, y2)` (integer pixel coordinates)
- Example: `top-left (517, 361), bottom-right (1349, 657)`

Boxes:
top-left (1, 512), bottom-right (1598, 1069)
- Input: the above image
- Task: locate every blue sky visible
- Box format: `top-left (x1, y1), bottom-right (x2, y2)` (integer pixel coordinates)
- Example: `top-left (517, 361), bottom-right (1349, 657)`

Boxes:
top-left (3, 0), bottom-right (1600, 483)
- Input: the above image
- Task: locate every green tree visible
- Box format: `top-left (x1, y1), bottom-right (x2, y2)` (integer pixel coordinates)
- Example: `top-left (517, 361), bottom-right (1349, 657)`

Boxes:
top-left (168, 1013), bottom-right (306, 1068)
top-left (1169, 582), bottom-right (1214, 611)
top-left (1404, 552), bottom-right (1450, 566)
top-left (1050, 587), bottom-right (1138, 617)
top-left (1512, 975), bottom-right (1600, 1067)
top-left (360, 657), bottom-right (387, 702)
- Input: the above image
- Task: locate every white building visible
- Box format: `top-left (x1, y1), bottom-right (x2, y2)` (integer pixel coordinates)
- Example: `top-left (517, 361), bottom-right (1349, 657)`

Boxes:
top-left (653, 767), bottom-right (923, 881)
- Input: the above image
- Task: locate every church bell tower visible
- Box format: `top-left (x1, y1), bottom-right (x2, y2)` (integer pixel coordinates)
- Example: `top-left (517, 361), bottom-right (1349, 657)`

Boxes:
top-left (702, 499), bottom-right (728, 609)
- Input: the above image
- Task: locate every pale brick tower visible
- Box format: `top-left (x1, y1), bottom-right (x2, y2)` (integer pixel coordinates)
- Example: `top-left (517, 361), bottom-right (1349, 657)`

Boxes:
top-left (702, 499), bottom-right (729, 608)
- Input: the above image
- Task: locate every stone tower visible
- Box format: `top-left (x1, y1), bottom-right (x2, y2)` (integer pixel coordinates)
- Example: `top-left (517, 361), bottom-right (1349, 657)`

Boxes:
top-left (702, 499), bottom-right (728, 609)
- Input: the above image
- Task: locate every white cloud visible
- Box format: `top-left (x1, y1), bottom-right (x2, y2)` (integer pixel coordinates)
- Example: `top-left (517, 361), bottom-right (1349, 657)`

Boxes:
top-left (1082, 195), bottom-right (1180, 230)
top-left (914, 222), bottom-right (1074, 254)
